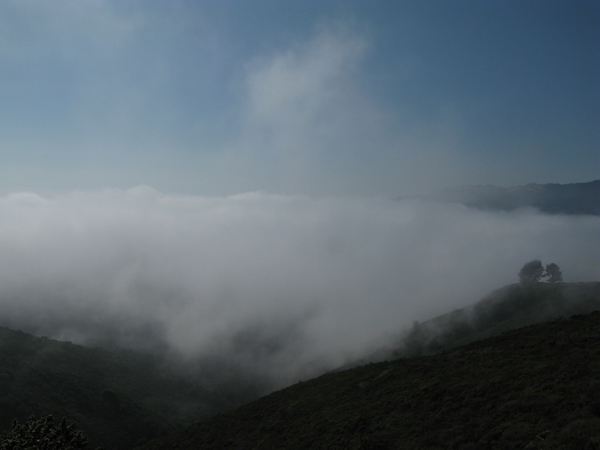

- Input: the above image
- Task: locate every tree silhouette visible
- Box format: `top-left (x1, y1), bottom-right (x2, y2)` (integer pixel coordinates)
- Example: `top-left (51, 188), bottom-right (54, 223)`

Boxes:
top-left (518, 260), bottom-right (544, 284)
top-left (545, 263), bottom-right (563, 283)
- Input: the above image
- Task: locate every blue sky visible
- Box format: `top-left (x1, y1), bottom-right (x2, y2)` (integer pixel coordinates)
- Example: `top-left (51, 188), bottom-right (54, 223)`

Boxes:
top-left (1, 1), bottom-right (599, 380)
top-left (1, 0), bottom-right (598, 196)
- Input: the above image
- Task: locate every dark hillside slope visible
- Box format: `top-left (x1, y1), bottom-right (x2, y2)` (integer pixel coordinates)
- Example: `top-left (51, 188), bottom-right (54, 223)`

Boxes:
top-left (395, 282), bottom-right (600, 358)
top-left (0, 329), bottom-right (242, 449)
top-left (136, 311), bottom-right (600, 450)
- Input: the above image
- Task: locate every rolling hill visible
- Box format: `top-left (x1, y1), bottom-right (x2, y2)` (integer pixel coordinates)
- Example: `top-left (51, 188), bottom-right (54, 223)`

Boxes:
top-left (1, 282), bottom-right (599, 449)
top-left (134, 282), bottom-right (600, 449)
top-left (0, 329), bottom-right (260, 449)
top-left (393, 281), bottom-right (600, 358)
top-left (136, 309), bottom-right (600, 449)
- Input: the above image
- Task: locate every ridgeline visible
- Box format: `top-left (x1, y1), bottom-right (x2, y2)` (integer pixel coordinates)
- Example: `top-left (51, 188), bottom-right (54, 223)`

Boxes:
top-left (136, 282), bottom-right (600, 449)
top-left (424, 180), bottom-right (600, 215)
top-left (137, 309), bottom-right (600, 449)
top-left (1, 282), bottom-right (599, 449)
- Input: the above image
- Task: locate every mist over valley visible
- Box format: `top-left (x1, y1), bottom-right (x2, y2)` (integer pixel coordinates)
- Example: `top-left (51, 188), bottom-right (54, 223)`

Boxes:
top-left (0, 181), bottom-right (598, 449)
top-left (0, 183), bottom-right (598, 387)
top-left (1, 1), bottom-right (598, 447)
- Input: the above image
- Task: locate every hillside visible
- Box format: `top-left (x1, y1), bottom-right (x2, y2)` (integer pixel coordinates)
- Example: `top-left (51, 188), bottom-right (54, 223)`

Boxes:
top-left (336, 282), bottom-right (600, 370)
top-left (136, 310), bottom-right (600, 450)
top-left (1, 282), bottom-right (598, 449)
top-left (423, 180), bottom-right (600, 215)
top-left (0, 329), bottom-right (257, 449)
top-left (393, 282), bottom-right (600, 358)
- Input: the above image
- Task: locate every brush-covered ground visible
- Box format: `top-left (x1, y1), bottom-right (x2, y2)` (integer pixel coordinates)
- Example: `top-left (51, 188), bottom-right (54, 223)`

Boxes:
top-left (0, 329), bottom-right (263, 449)
top-left (136, 309), bottom-right (600, 450)
top-left (1, 282), bottom-right (599, 449)
top-left (395, 281), bottom-right (600, 358)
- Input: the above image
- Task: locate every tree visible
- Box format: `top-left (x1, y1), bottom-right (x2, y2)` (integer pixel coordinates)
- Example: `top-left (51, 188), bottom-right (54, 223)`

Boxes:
top-left (545, 263), bottom-right (563, 283)
top-left (518, 260), bottom-right (544, 284)
top-left (0, 415), bottom-right (95, 450)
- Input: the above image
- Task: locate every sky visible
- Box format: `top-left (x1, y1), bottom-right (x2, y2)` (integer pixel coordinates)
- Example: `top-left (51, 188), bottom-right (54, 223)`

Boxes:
top-left (0, 1), bottom-right (599, 386)
top-left (1, 0), bottom-right (598, 196)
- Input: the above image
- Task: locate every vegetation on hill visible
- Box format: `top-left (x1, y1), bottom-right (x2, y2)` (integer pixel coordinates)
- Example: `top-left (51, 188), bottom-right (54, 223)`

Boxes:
top-left (136, 310), bottom-right (600, 450)
top-left (1, 282), bottom-right (598, 449)
top-left (0, 415), bottom-right (94, 450)
top-left (394, 281), bottom-right (600, 359)
top-left (0, 329), bottom-right (259, 449)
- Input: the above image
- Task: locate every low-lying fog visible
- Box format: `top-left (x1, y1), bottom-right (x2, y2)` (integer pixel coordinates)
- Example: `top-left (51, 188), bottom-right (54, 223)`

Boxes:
top-left (1, 187), bottom-right (598, 384)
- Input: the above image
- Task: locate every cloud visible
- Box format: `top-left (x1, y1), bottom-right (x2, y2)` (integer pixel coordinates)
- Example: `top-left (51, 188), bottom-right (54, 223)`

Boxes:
top-left (219, 29), bottom-right (373, 193)
top-left (0, 4), bottom-right (470, 197)
top-left (212, 26), bottom-right (469, 197)
top-left (245, 30), bottom-right (366, 126)
top-left (0, 188), bottom-right (598, 384)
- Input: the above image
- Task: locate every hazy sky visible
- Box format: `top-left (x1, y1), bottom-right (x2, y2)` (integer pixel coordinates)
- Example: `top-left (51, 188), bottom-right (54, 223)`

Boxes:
top-left (1, 1), bottom-right (599, 385)
top-left (1, 0), bottom-right (598, 196)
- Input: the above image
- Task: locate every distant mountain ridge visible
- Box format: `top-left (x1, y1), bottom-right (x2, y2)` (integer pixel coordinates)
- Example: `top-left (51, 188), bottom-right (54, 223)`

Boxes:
top-left (421, 180), bottom-right (600, 215)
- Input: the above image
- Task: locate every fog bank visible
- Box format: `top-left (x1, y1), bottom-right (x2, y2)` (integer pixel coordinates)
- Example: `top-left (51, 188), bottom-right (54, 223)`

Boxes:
top-left (0, 187), bottom-right (598, 382)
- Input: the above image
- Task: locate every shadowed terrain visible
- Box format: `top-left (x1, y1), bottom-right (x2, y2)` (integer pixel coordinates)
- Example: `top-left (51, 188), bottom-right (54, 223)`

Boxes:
top-left (136, 310), bottom-right (600, 449)
top-left (1, 282), bottom-right (599, 449)
top-left (0, 330), bottom-right (263, 449)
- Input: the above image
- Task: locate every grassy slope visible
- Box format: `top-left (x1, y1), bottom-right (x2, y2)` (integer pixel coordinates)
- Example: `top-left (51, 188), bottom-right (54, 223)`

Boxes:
top-left (135, 283), bottom-right (600, 450)
top-left (396, 282), bottom-right (600, 358)
top-left (1, 282), bottom-right (598, 449)
top-left (137, 310), bottom-right (600, 450)
top-left (0, 329), bottom-right (243, 449)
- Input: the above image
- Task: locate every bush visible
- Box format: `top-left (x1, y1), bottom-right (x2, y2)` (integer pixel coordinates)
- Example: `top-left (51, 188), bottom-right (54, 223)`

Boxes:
top-left (0, 415), bottom-right (97, 450)
top-left (519, 260), bottom-right (544, 284)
